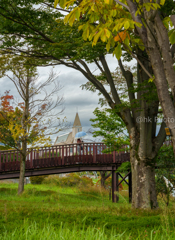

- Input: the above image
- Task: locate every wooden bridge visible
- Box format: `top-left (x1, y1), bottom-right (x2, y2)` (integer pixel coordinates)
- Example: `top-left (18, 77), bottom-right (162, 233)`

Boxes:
top-left (0, 142), bottom-right (131, 202)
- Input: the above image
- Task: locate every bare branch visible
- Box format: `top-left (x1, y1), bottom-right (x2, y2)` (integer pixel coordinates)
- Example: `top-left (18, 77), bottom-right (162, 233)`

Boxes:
top-left (42, 2), bottom-right (70, 13)
top-left (114, 0), bottom-right (129, 11)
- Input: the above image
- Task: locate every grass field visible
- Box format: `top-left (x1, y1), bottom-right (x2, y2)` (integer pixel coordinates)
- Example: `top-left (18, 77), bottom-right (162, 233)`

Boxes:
top-left (0, 180), bottom-right (175, 239)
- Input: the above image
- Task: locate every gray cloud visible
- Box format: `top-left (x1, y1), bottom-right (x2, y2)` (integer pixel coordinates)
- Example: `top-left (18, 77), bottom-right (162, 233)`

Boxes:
top-left (0, 54), bottom-right (129, 143)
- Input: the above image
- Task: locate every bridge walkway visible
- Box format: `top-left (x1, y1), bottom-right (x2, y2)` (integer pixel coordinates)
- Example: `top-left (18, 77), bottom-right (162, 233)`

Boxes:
top-left (0, 143), bottom-right (131, 202)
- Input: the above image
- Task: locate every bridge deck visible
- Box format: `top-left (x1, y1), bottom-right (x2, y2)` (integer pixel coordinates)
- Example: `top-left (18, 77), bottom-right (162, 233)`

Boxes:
top-left (0, 143), bottom-right (130, 179)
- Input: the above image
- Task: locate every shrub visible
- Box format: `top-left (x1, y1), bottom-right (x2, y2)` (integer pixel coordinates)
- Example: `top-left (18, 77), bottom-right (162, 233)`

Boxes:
top-left (43, 173), bottom-right (93, 187)
top-left (42, 175), bottom-right (60, 185)
top-left (30, 175), bottom-right (47, 184)
top-left (80, 176), bottom-right (93, 187)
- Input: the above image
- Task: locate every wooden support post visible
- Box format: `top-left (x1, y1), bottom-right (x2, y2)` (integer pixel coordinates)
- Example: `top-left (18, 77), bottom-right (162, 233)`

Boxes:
top-left (0, 152), bottom-right (1, 171)
top-left (116, 172), bottom-right (119, 202)
top-left (30, 149), bottom-right (33, 168)
top-left (62, 146), bottom-right (64, 165)
top-left (113, 151), bottom-right (115, 163)
top-left (112, 169), bottom-right (119, 203)
top-left (129, 171), bottom-right (132, 203)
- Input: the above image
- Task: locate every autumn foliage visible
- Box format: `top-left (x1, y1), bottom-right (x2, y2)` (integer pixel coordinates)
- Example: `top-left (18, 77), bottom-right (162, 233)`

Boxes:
top-left (0, 90), bottom-right (51, 150)
top-left (0, 92), bottom-right (20, 149)
top-left (0, 91), bottom-right (14, 112)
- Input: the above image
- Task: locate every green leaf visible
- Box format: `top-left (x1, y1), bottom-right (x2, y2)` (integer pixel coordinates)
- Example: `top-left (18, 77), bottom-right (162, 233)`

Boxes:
top-left (148, 75), bottom-right (155, 82)
top-left (124, 21), bottom-right (130, 30)
top-left (163, 17), bottom-right (170, 29)
top-left (116, 162), bottom-right (131, 173)
top-left (145, 4), bottom-right (150, 11)
top-left (124, 37), bottom-right (130, 47)
top-left (170, 31), bottom-right (175, 45)
top-left (75, 9), bottom-right (80, 20)
top-left (114, 43), bottom-right (122, 60)
top-left (106, 41), bottom-right (111, 52)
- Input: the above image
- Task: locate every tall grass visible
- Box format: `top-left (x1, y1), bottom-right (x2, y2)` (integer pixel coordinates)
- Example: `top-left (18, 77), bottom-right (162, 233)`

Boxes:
top-left (1, 222), bottom-right (175, 240)
top-left (0, 222), bottom-right (126, 240)
top-left (1, 181), bottom-right (175, 239)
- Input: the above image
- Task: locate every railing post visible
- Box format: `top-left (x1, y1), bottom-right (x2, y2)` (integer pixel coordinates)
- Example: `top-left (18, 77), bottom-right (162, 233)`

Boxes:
top-left (93, 144), bottom-right (96, 163)
top-left (30, 149), bottom-right (33, 168)
top-left (113, 151), bottom-right (115, 163)
top-left (62, 145), bottom-right (64, 165)
top-left (0, 152), bottom-right (1, 171)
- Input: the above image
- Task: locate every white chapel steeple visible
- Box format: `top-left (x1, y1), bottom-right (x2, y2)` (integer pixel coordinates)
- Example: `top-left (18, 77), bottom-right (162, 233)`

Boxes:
top-left (72, 112), bottom-right (82, 138)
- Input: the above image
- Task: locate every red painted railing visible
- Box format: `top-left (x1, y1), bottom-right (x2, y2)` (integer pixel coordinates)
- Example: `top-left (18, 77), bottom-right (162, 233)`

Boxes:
top-left (0, 143), bottom-right (130, 172)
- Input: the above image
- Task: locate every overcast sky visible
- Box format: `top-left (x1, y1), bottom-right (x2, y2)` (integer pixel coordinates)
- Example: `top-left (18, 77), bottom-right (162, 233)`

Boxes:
top-left (0, 55), bottom-right (132, 143)
top-left (38, 54), bottom-right (119, 126)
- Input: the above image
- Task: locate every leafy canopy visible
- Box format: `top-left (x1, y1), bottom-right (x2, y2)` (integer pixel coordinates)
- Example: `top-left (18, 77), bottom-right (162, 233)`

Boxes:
top-left (90, 107), bottom-right (129, 152)
top-left (54, 0), bottom-right (170, 60)
top-left (0, 91), bottom-right (51, 150)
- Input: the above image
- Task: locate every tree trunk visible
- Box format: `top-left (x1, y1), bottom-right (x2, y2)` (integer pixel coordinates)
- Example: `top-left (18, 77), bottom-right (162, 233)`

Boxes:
top-left (147, 33), bottom-right (175, 157)
top-left (131, 155), bottom-right (158, 209)
top-left (130, 127), bottom-right (158, 209)
top-left (148, 167), bottom-right (158, 209)
top-left (17, 73), bottom-right (29, 195)
top-left (18, 155), bottom-right (26, 195)
top-left (100, 171), bottom-right (106, 188)
top-left (100, 171), bottom-right (112, 188)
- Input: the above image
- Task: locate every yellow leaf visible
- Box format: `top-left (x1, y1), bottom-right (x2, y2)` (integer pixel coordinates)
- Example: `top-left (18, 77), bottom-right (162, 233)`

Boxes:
top-left (91, 4), bottom-right (95, 11)
top-left (92, 30), bottom-right (103, 46)
top-left (75, 9), bottom-right (80, 20)
top-left (104, 0), bottom-right (110, 4)
top-left (101, 33), bottom-right (107, 42)
top-left (54, 0), bottom-right (59, 8)
top-left (104, 29), bottom-right (111, 39)
top-left (160, 0), bottom-right (165, 5)
top-left (69, 13), bottom-right (76, 26)
top-left (78, 24), bottom-right (84, 31)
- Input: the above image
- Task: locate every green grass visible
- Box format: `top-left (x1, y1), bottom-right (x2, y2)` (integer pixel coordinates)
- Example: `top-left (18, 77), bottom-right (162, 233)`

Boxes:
top-left (0, 182), bottom-right (175, 239)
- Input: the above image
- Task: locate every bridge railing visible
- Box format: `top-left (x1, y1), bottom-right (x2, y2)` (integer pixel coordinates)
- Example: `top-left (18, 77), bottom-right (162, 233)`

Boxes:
top-left (0, 143), bottom-right (130, 172)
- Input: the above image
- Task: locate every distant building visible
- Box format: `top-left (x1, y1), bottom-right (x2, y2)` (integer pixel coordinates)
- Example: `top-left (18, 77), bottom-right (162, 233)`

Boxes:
top-left (54, 113), bottom-right (82, 145)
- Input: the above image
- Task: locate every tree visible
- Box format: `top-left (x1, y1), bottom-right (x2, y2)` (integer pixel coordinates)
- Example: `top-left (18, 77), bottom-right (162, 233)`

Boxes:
top-left (53, 0), bottom-right (175, 208)
top-left (54, 0), bottom-right (175, 153)
top-left (0, 60), bottom-right (65, 194)
top-left (90, 107), bottom-right (129, 152)
top-left (90, 107), bottom-right (129, 188)
top-left (84, 64), bottom-right (165, 208)
top-left (0, 1), bottom-right (167, 208)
